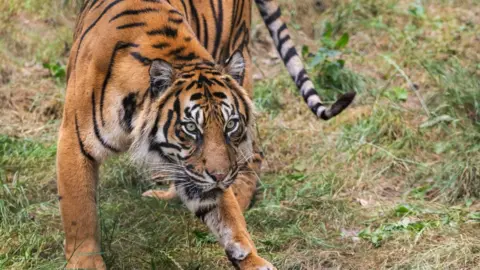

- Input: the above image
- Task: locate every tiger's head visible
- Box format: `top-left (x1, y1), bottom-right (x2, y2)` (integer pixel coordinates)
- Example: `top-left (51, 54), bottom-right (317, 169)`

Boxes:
top-left (133, 52), bottom-right (254, 194)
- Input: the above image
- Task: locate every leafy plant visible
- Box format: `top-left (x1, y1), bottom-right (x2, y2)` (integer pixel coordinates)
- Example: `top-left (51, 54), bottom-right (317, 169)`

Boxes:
top-left (384, 86), bottom-right (408, 102)
top-left (303, 21), bottom-right (364, 102)
top-left (408, 0), bottom-right (426, 19)
top-left (43, 61), bottom-right (66, 82)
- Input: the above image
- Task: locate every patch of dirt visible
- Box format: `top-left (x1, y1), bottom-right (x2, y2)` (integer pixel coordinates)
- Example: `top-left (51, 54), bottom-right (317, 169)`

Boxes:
top-left (0, 63), bottom-right (63, 138)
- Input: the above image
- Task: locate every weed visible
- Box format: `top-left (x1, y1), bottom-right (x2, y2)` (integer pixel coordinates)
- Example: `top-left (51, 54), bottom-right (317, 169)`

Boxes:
top-left (43, 62), bottom-right (66, 83)
top-left (423, 58), bottom-right (480, 126)
top-left (303, 21), bottom-right (366, 102)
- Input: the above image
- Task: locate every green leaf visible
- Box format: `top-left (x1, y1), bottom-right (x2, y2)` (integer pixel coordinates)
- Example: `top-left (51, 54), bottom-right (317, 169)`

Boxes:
top-left (322, 21), bottom-right (333, 38)
top-left (309, 53), bottom-right (326, 68)
top-left (302, 45), bottom-right (310, 59)
top-left (468, 212), bottom-right (480, 221)
top-left (395, 204), bottom-right (414, 216)
top-left (393, 87), bottom-right (408, 101)
top-left (335, 33), bottom-right (350, 50)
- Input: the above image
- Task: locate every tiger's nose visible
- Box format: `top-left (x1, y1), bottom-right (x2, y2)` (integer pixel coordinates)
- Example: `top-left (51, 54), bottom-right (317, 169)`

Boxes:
top-left (208, 171), bottom-right (227, 182)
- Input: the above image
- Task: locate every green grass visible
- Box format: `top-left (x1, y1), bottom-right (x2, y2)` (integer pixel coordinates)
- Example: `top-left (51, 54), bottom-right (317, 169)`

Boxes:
top-left (1, 0), bottom-right (480, 269)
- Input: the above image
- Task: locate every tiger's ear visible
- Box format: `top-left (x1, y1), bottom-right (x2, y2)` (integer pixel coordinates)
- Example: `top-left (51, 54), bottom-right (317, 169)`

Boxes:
top-left (149, 59), bottom-right (174, 98)
top-left (222, 50), bottom-right (245, 85)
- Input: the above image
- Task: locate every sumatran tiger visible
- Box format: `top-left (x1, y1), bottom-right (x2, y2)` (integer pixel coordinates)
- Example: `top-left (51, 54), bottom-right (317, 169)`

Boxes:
top-left (57, 0), bottom-right (355, 269)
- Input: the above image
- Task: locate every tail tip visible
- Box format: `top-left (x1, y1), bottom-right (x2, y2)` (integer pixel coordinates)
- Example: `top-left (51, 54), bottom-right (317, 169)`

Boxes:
top-left (320, 91), bottom-right (356, 120)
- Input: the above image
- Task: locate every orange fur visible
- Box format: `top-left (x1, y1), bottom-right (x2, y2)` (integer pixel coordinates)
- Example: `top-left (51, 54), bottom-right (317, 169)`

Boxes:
top-left (58, 0), bottom-right (271, 269)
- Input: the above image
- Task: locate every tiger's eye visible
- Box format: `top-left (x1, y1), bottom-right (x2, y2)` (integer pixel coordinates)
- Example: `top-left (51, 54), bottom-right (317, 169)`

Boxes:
top-left (185, 123), bottom-right (197, 132)
top-left (226, 120), bottom-right (236, 130)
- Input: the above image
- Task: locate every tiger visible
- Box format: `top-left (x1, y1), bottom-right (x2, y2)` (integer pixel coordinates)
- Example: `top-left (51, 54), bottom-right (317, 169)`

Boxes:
top-left (57, 0), bottom-right (355, 269)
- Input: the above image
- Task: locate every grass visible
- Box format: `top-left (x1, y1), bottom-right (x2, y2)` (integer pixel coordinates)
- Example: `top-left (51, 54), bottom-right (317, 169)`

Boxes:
top-left (1, 0), bottom-right (480, 269)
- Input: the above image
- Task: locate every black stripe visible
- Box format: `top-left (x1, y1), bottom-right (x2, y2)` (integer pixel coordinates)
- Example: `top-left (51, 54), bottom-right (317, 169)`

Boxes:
top-left (204, 71), bottom-right (221, 76)
top-left (202, 16), bottom-right (209, 49)
top-left (277, 34), bottom-right (290, 51)
top-left (168, 47), bottom-right (186, 56)
top-left (100, 42), bottom-right (139, 125)
top-left (235, 0), bottom-right (245, 26)
top-left (211, 78), bottom-right (226, 87)
top-left (230, 89), bottom-right (249, 123)
top-left (283, 47), bottom-right (298, 64)
top-left (116, 22), bottom-right (146, 29)
top-left (232, 23), bottom-right (246, 52)
top-left (157, 142), bottom-right (181, 151)
top-left (311, 103), bottom-right (322, 114)
top-left (75, 113), bottom-right (95, 161)
top-left (75, 0), bottom-right (124, 66)
top-left (85, 0), bottom-right (98, 11)
top-left (130, 52), bottom-right (152, 65)
top-left (188, 0), bottom-right (200, 37)
top-left (190, 93), bottom-right (203, 101)
top-left (182, 184), bottom-right (201, 200)
top-left (181, 73), bottom-right (195, 79)
top-left (264, 7), bottom-right (281, 25)
top-left (92, 92), bottom-right (120, 152)
top-left (198, 74), bottom-right (213, 86)
top-left (147, 26), bottom-right (178, 37)
top-left (174, 80), bottom-right (187, 87)
top-left (163, 110), bottom-right (174, 142)
top-left (210, 0), bottom-right (223, 59)
top-left (168, 17), bottom-right (183, 24)
top-left (179, 0), bottom-right (189, 21)
top-left (213, 92), bottom-right (227, 99)
top-left (175, 52), bottom-right (197, 62)
top-left (276, 23), bottom-right (288, 40)
top-left (295, 69), bottom-right (307, 85)
top-left (303, 88), bottom-right (317, 103)
top-left (93, 0), bottom-right (106, 9)
top-left (149, 141), bottom-right (171, 160)
top-left (297, 77), bottom-right (309, 89)
top-left (226, 0), bottom-right (239, 60)
top-left (185, 81), bottom-right (197, 91)
top-left (195, 204), bottom-right (217, 221)
top-left (121, 92), bottom-right (136, 132)
top-left (109, 8), bottom-right (159, 22)
top-left (149, 110), bottom-right (161, 140)
top-left (152, 42), bottom-right (170, 49)
top-left (168, 9), bottom-right (183, 16)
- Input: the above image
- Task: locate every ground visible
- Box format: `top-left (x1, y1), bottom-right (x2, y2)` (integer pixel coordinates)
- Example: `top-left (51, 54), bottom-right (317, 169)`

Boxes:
top-left (1, 0), bottom-right (480, 269)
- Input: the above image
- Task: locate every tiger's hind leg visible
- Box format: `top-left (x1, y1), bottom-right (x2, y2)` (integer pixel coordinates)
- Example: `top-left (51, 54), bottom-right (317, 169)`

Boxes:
top-left (142, 182), bottom-right (177, 200)
top-left (57, 122), bottom-right (106, 270)
top-left (231, 144), bottom-right (263, 211)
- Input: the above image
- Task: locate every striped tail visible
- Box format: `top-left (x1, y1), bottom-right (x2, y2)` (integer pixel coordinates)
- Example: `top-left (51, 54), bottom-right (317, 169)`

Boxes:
top-left (254, 0), bottom-right (356, 120)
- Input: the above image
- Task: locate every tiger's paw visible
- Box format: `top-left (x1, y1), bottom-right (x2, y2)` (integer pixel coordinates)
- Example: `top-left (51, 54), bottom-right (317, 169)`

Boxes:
top-left (226, 248), bottom-right (275, 270)
top-left (142, 185), bottom-right (176, 200)
top-left (65, 254), bottom-right (106, 270)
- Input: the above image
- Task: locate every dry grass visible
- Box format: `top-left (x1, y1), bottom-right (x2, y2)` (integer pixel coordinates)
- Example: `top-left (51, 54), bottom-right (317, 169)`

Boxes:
top-left (1, 0), bottom-right (480, 269)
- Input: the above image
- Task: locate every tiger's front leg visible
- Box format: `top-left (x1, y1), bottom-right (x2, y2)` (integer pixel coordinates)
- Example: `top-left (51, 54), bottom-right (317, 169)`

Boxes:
top-left (231, 147), bottom-right (263, 211)
top-left (57, 123), bottom-right (106, 269)
top-left (180, 187), bottom-right (275, 270)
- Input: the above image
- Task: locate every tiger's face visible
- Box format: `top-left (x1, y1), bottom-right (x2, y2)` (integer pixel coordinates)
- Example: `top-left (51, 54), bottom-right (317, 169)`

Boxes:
top-left (134, 52), bottom-right (253, 193)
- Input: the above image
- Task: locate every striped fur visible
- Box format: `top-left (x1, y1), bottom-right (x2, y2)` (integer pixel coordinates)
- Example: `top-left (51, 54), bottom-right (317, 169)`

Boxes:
top-left (255, 0), bottom-right (356, 119)
top-left (58, 1), bottom-right (274, 269)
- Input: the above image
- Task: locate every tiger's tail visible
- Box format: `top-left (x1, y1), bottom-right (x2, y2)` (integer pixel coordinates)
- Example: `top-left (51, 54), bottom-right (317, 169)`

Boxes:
top-left (255, 0), bottom-right (356, 120)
